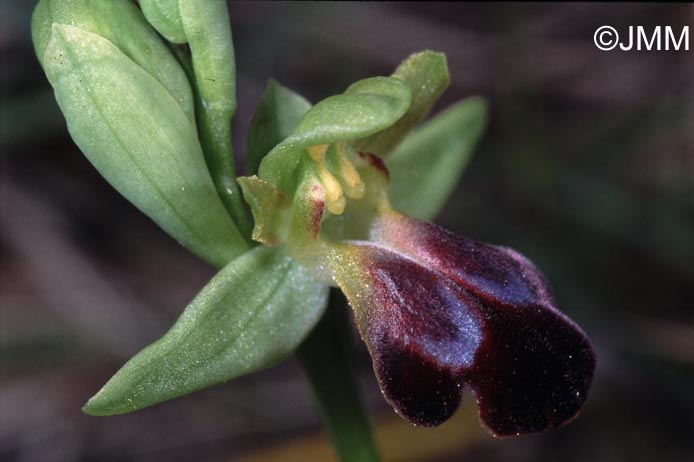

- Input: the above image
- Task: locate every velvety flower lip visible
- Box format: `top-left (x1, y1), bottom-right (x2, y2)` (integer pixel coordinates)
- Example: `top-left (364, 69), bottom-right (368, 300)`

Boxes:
top-left (329, 241), bottom-right (483, 427)
top-left (468, 297), bottom-right (595, 436)
top-left (371, 212), bottom-right (554, 307)
top-left (329, 223), bottom-right (596, 436)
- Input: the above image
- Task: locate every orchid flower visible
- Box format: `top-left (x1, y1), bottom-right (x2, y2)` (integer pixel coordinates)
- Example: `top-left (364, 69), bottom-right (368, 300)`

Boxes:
top-left (32, 0), bottom-right (595, 455)
top-left (236, 75), bottom-right (595, 436)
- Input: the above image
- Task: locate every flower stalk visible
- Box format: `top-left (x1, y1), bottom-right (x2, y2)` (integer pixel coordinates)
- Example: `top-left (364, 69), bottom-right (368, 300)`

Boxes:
top-left (298, 290), bottom-right (380, 462)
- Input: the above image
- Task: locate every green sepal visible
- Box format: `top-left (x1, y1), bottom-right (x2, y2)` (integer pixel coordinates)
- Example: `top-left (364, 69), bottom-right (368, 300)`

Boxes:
top-left (259, 76), bottom-right (411, 194)
top-left (140, 0), bottom-right (187, 44)
top-left (83, 246), bottom-right (329, 416)
top-left (247, 79), bottom-right (312, 176)
top-left (357, 50), bottom-right (450, 157)
top-left (387, 96), bottom-right (488, 221)
top-left (237, 176), bottom-right (291, 246)
top-left (43, 24), bottom-right (248, 267)
top-left (32, 0), bottom-right (195, 124)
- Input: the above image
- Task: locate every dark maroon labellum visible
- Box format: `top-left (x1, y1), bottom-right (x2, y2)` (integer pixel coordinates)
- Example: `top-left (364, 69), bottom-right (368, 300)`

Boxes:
top-left (332, 213), bottom-right (596, 437)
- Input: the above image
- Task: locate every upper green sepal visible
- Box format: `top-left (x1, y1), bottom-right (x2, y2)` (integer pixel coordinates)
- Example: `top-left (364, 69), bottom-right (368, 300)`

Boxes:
top-left (32, 0), bottom-right (195, 124)
top-left (357, 50), bottom-right (450, 156)
top-left (258, 77), bottom-right (411, 194)
top-left (387, 96), bottom-right (488, 220)
top-left (82, 246), bottom-right (329, 416)
top-left (42, 23), bottom-right (248, 267)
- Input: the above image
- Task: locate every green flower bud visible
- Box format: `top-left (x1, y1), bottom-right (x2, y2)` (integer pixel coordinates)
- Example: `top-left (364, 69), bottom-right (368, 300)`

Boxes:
top-left (41, 23), bottom-right (248, 267)
top-left (140, 0), bottom-right (187, 44)
top-left (32, 0), bottom-right (194, 123)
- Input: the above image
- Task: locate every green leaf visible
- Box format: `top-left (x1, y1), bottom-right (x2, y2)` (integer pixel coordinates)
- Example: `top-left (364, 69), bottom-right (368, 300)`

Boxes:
top-left (43, 24), bottom-right (248, 267)
top-left (140, 0), bottom-right (186, 44)
top-left (32, 0), bottom-right (195, 124)
top-left (247, 79), bottom-right (312, 176)
top-left (357, 50), bottom-right (450, 157)
top-left (387, 97), bottom-right (488, 221)
top-left (83, 246), bottom-right (329, 415)
top-left (259, 76), bottom-right (411, 193)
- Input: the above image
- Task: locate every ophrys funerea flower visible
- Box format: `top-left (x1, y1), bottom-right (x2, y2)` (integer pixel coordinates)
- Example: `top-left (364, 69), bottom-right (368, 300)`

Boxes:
top-left (32, 1), bottom-right (594, 438)
top-left (242, 129), bottom-right (595, 435)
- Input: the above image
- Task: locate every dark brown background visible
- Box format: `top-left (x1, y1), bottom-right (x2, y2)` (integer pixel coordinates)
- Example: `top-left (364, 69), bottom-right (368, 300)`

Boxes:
top-left (1, 2), bottom-right (693, 461)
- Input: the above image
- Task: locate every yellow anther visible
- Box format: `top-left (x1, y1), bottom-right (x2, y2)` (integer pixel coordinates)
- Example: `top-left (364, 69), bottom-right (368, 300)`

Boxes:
top-left (344, 180), bottom-right (365, 199)
top-left (307, 143), bottom-right (366, 215)
top-left (336, 144), bottom-right (366, 199)
top-left (308, 144), bottom-right (329, 162)
top-left (319, 163), bottom-right (343, 205)
top-left (327, 195), bottom-right (346, 215)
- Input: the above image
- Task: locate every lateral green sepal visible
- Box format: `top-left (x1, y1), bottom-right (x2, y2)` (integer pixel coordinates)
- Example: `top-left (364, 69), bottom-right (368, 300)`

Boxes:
top-left (387, 96), bottom-right (488, 220)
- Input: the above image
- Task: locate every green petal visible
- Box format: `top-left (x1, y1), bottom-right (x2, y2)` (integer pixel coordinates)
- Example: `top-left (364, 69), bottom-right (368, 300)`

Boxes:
top-left (140, 0), bottom-right (187, 44)
top-left (259, 76), bottom-right (411, 193)
top-left (83, 246), bottom-right (329, 416)
top-left (43, 24), bottom-right (247, 267)
top-left (32, 0), bottom-right (195, 124)
top-left (357, 50), bottom-right (450, 157)
top-left (247, 79), bottom-right (312, 176)
top-left (237, 175), bottom-right (290, 246)
top-left (387, 97), bottom-right (488, 221)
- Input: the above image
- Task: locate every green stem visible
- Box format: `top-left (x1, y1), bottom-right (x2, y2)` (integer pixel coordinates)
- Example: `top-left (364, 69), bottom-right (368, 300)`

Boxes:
top-left (170, 43), bottom-right (252, 240)
top-left (194, 92), bottom-right (253, 239)
top-left (297, 289), bottom-right (380, 462)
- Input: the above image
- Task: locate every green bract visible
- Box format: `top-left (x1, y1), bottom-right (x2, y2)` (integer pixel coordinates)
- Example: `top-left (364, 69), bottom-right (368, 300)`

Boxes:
top-left (83, 246), bottom-right (328, 415)
top-left (41, 24), bottom-right (247, 267)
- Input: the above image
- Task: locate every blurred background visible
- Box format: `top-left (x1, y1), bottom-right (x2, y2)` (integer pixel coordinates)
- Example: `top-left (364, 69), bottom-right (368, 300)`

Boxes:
top-left (1, 2), bottom-right (693, 461)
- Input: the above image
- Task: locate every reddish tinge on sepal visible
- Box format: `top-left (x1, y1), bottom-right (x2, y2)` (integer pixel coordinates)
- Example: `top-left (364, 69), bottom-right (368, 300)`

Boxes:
top-left (329, 214), bottom-right (595, 437)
